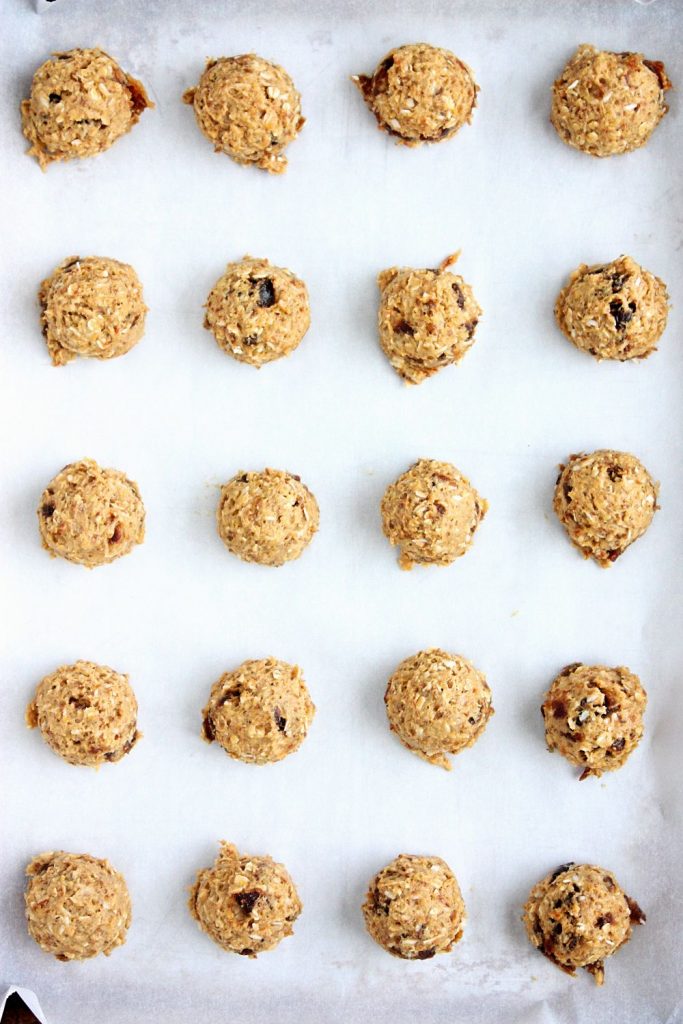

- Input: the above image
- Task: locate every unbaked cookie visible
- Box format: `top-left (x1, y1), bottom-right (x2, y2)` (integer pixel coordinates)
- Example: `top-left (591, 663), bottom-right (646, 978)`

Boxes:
top-left (189, 841), bottom-right (301, 956)
top-left (353, 43), bottom-right (477, 146)
top-left (21, 48), bottom-right (152, 169)
top-left (362, 854), bottom-right (466, 959)
top-left (553, 449), bottom-right (658, 567)
top-left (523, 862), bottom-right (645, 984)
top-left (551, 45), bottom-right (671, 157)
top-left (183, 54), bottom-right (304, 173)
top-left (38, 458), bottom-right (145, 568)
top-left (25, 851), bottom-right (131, 961)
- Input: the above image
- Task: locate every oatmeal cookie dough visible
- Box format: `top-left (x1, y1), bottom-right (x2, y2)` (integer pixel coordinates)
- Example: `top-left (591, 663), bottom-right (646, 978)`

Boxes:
top-left (551, 45), bottom-right (671, 157)
top-left (38, 458), bottom-right (146, 568)
top-left (378, 253), bottom-right (481, 384)
top-left (183, 54), bottom-right (304, 173)
top-left (362, 854), bottom-right (466, 959)
top-left (553, 449), bottom-right (658, 567)
top-left (523, 862), bottom-right (645, 984)
top-left (217, 468), bottom-right (319, 566)
top-left (205, 256), bottom-right (310, 366)
top-left (353, 43), bottom-right (477, 146)
top-left (542, 664), bottom-right (646, 780)
top-left (21, 48), bottom-right (152, 169)
top-left (189, 841), bottom-right (302, 956)
top-left (26, 660), bottom-right (141, 768)
top-left (39, 256), bottom-right (147, 366)
top-left (25, 851), bottom-right (131, 961)
top-left (555, 256), bottom-right (669, 361)
top-left (381, 458), bottom-right (487, 570)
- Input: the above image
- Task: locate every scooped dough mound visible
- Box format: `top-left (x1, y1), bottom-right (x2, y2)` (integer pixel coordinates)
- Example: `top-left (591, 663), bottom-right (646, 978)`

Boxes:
top-left (553, 450), bottom-right (658, 567)
top-left (362, 854), bottom-right (466, 959)
top-left (542, 663), bottom-right (646, 780)
top-left (217, 468), bottom-right (319, 566)
top-left (385, 648), bottom-right (493, 770)
top-left (39, 256), bottom-right (147, 366)
top-left (523, 862), bottom-right (645, 985)
top-left (189, 841), bottom-right (302, 956)
top-left (353, 43), bottom-right (477, 146)
top-left (551, 45), bottom-right (671, 157)
top-left (21, 48), bottom-right (152, 169)
top-left (182, 54), bottom-right (304, 173)
top-left (555, 255), bottom-right (668, 361)
top-left (205, 256), bottom-right (310, 366)
top-left (378, 253), bottom-right (481, 384)
top-left (38, 458), bottom-right (145, 568)
top-left (381, 458), bottom-right (487, 570)
top-left (25, 851), bottom-right (131, 961)
top-left (26, 660), bottom-right (141, 768)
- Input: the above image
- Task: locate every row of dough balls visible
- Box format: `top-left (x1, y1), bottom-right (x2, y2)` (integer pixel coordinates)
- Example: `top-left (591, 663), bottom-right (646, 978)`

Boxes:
top-left (23, 845), bottom-right (645, 986)
top-left (27, 655), bottom-right (647, 780)
top-left (21, 44), bottom-right (672, 173)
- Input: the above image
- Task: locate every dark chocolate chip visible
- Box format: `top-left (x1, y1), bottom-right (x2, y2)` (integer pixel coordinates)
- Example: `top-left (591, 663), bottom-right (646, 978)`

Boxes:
top-left (238, 948), bottom-right (254, 956)
top-left (274, 707), bottom-right (287, 732)
top-left (48, 92), bottom-right (61, 104)
top-left (626, 896), bottom-right (646, 925)
top-left (41, 502), bottom-right (55, 518)
top-left (256, 278), bottom-right (275, 308)
top-left (415, 948), bottom-right (436, 960)
top-left (110, 523), bottom-right (122, 544)
top-left (394, 320), bottom-right (415, 336)
top-left (550, 862), bottom-right (574, 882)
top-left (452, 282), bottom-right (465, 309)
top-left (234, 890), bottom-right (261, 915)
top-left (607, 465), bottom-right (624, 482)
top-left (611, 737), bottom-right (626, 752)
top-left (202, 716), bottom-right (215, 742)
top-left (243, 334), bottom-right (258, 346)
top-left (609, 299), bottom-right (634, 330)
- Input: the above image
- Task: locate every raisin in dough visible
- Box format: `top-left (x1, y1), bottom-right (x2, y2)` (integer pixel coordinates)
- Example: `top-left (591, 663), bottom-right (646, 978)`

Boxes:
top-left (183, 54), bottom-right (304, 174)
top-left (381, 458), bottom-right (487, 570)
top-left (205, 256), bottom-right (310, 366)
top-left (38, 458), bottom-right (145, 568)
top-left (551, 45), bottom-right (671, 157)
top-left (25, 851), bottom-right (131, 961)
top-left (523, 862), bottom-right (645, 985)
top-left (555, 256), bottom-right (668, 361)
top-left (39, 256), bottom-right (147, 366)
top-left (553, 450), bottom-right (658, 567)
top-left (363, 854), bottom-right (466, 959)
top-left (26, 660), bottom-right (141, 768)
top-left (21, 48), bottom-right (152, 169)
top-left (189, 841), bottom-right (301, 956)
top-left (217, 468), bottom-right (319, 566)
top-left (378, 254), bottom-right (481, 384)
top-left (353, 43), bottom-right (477, 146)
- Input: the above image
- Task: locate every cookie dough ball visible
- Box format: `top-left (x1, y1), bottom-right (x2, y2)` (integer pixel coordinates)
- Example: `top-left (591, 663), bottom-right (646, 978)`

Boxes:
top-left (217, 468), bottom-right (319, 567)
top-left (189, 841), bottom-right (301, 956)
top-left (25, 851), bottom-right (131, 961)
top-left (555, 256), bottom-right (668, 361)
top-left (353, 43), bottom-right (477, 146)
top-left (362, 854), bottom-right (466, 959)
top-left (205, 256), bottom-right (310, 366)
top-left (38, 458), bottom-right (146, 568)
top-left (182, 54), bottom-right (304, 174)
top-left (553, 450), bottom-right (658, 567)
top-left (551, 45), bottom-right (671, 157)
top-left (26, 660), bottom-right (141, 768)
top-left (523, 862), bottom-right (645, 984)
top-left (381, 458), bottom-right (487, 570)
top-left (21, 48), bottom-right (152, 169)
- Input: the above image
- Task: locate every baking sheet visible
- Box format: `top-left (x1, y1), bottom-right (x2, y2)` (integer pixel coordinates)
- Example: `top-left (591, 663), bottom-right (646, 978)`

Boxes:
top-left (1, 1), bottom-right (682, 1021)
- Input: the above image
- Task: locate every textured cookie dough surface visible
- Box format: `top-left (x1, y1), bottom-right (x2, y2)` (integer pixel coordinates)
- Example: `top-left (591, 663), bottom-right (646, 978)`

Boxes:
top-left (523, 862), bottom-right (645, 985)
top-left (553, 450), bottom-right (658, 567)
top-left (555, 255), bottom-right (668, 361)
top-left (353, 43), bottom-right (477, 145)
top-left (21, 48), bottom-right (152, 169)
top-left (39, 256), bottom-right (147, 366)
top-left (205, 256), bottom-right (310, 366)
top-left (362, 854), bottom-right (466, 959)
top-left (38, 458), bottom-right (145, 568)
top-left (551, 45), bottom-right (671, 157)
top-left (25, 851), bottom-right (131, 961)
top-left (189, 842), bottom-right (302, 956)
top-left (381, 458), bottom-right (487, 570)
top-left (183, 54), bottom-right (304, 173)
top-left (378, 253), bottom-right (481, 384)
top-left (542, 664), bottom-right (646, 780)
top-left (217, 468), bottom-right (319, 566)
